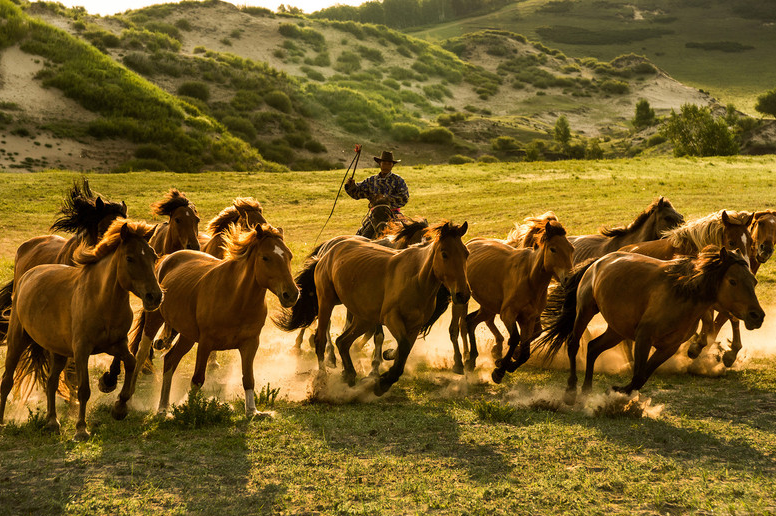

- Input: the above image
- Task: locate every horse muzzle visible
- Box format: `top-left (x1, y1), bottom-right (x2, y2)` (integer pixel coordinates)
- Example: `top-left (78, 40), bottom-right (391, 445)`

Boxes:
top-left (278, 287), bottom-right (300, 308)
top-left (744, 309), bottom-right (765, 330)
top-left (757, 246), bottom-right (773, 263)
top-left (142, 289), bottom-right (164, 311)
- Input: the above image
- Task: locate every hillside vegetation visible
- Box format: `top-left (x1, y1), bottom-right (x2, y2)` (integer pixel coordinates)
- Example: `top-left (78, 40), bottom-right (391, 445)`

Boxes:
top-left (3, 0), bottom-right (764, 173)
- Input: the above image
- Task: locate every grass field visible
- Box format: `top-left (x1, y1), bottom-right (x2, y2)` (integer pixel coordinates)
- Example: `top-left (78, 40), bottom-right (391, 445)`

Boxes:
top-left (1, 157), bottom-right (776, 515)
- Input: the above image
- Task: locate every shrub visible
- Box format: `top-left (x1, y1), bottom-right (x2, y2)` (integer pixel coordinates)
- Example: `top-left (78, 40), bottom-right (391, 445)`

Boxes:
top-left (390, 122), bottom-right (420, 142)
top-left (223, 115), bottom-right (257, 140)
top-left (646, 134), bottom-right (666, 147)
top-left (418, 127), bottom-right (454, 144)
top-left (660, 104), bottom-right (739, 157)
top-left (599, 79), bottom-right (629, 95)
top-left (230, 90), bottom-right (263, 111)
top-left (438, 112), bottom-right (467, 126)
top-left (177, 81), bottom-right (210, 102)
top-left (356, 45), bottom-right (383, 64)
top-left (585, 139), bottom-right (604, 159)
top-left (334, 51), bottom-right (361, 74)
top-left (304, 139), bottom-right (327, 153)
top-left (174, 18), bottom-right (192, 31)
top-left (478, 154), bottom-right (499, 163)
top-left (633, 99), bottom-right (656, 129)
top-left (122, 52), bottom-right (155, 75)
top-left (168, 389), bottom-right (233, 428)
top-left (300, 66), bottom-right (325, 81)
top-left (422, 84), bottom-right (452, 102)
top-left (114, 158), bottom-right (168, 172)
top-left (264, 90), bottom-right (292, 113)
top-left (193, 45), bottom-right (206, 54)
top-left (755, 88), bottom-right (776, 118)
top-left (449, 154), bottom-right (475, 164)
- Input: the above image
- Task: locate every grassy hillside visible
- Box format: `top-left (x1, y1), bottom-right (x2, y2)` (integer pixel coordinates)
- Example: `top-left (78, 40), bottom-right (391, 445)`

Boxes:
top-left (409, 0), bottom-right (776, 115)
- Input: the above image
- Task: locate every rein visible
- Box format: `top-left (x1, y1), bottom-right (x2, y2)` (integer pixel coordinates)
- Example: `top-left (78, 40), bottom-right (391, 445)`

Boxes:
top-left (313, 144), bottom-right (361, 246)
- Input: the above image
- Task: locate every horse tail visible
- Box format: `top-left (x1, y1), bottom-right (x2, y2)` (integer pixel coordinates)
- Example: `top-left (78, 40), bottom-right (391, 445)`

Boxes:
top-left (420, 285), bottom-right (451, 337)
top-left (274, 256), bottom-right (319, 331)
top-left (534, 259), bottom-right (596, 363)
top-left (0, 279), bottom-right (13, 343)
top-left (12, 340), bottom-right (58, 401)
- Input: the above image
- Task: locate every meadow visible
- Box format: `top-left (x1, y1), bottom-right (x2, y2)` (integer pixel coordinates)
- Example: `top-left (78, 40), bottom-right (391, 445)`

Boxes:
top-left (1, 156), bottom-right (776, 515)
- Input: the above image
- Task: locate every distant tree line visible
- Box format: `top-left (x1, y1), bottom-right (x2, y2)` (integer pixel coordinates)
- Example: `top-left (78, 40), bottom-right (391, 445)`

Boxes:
top-left (309, 0), bottom-right (511, 30)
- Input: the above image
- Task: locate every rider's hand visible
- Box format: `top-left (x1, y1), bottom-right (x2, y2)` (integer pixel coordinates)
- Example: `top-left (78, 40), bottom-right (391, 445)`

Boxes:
top-left (346, 178), bottom-right (355, 186)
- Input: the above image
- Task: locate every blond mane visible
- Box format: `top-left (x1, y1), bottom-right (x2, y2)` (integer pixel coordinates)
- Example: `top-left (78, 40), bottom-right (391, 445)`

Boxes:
top-left (664, 210), bottom-right (749, 252)
top-left (223, 223), bottom-right (284, 260)
top-left (150, 188), bottom-right (196, 217)
top-left (206, 197), bottom-right (264, 235)
top-left (74, 219), bottom-right (156, 265)
top-left (505, 212), bottom-right (559, 247)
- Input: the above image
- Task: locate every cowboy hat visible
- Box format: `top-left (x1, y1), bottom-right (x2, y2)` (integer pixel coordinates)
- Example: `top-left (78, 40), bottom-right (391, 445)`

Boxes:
top-left (374, 150), bottom-right (400, 164)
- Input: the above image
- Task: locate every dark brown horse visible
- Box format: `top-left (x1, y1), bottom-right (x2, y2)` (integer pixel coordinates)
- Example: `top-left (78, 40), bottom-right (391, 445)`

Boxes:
top-left (0, 179), bottom-right (126, 342)
top-left (686, 210), bottom-right (776, 365)
top-left (536, 247), bottom-right (763, 404)
top-left (129, 224), bottom-right (298, 416)
top-left (277, 221), bottom-right (470, 395)
top-left (0, 221), bottom-right (161, 440)
top-left (568, 197), bottom-right (684, 265)
top-left (449, 221), bottom-right (574, 380)
top-left (148, 189), bottom-right (200, 254)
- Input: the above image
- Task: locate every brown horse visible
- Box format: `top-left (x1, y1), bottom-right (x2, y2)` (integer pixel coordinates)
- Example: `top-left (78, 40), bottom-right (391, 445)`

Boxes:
top-left (568, 197), bottom-right (684, 265)
top-left (687, 210), bottom-right (776, 365)
top-left (0, 221), bottom-right (161, 440)
top-left (536, 247), bottom-right (763, 404)
top-left (148, 189), bottom-right (200, 254)
top-left (277, 221), bottom-right (470, 395)
top-left (0, 180), bottom-right (127, 339)
top-left (449, 221), bottom-right (574, 380)
top-left (129, 224), bottom-right (298, 416)
top-left (200, 197), bottom-right (267, 257)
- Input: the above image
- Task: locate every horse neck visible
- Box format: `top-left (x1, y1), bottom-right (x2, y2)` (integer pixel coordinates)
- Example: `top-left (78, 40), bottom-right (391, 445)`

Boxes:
top-left (416, 243), bottom-right (443, 295)
top-left (613, 212), bottom-right (657, 247)
top-left (526, 246), bottom-right (554, 291)
top-left (82, 252), bottom-right (129, 312)
top-left (218, 251), bottom-right (267, 304)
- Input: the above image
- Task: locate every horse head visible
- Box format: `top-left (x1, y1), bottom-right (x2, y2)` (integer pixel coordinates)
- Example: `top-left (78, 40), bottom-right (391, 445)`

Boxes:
top-left (151, 189), bottom-right (200, 252)
top-left (249, 224), bottom-right (299, 308)
top-left (234, 197), bottom-right (267, 229)
top-left (362, 203), bottom-right (394, 239)
top-left (116, 222), bottom-right (163, 311)
top-left (750, 210), bottom-right (776, 264)
top-left (720, 210), bottom-right (754, 268)
top-left (540, 220), bottom-right (574, 281)
top-left (653, 196), bottom-right (684, 236)
top-left (429, 221), bottom-right (470, 305)
top-left (712, 247), bottom-right (764, 330)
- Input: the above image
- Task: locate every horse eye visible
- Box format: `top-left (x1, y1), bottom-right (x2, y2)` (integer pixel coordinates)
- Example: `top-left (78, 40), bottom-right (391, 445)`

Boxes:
top-left (728, 278), bottom-right (737, 286)
top-left (550, 247), bottom-right (556, 253)
top-left (126, 256), bottom-right (134, 263)
top-left (441, 251), bottom-right (448, 259)
top-left (262, 255), bottom-right (269, 261)
top-left (728, 241), bottom-right (736, 247)
top-left (175, 218), bottom-right (181, 223)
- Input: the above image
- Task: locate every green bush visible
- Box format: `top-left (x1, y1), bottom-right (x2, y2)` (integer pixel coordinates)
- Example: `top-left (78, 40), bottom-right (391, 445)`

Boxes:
top-left (300, 66), bottom-right (325, 81)
top-left (473, 400), bottom-right (515, 423)
top-left (422, 84), bottom-right (452, 102)
top-left (223, 115), bottom-right (257, 140)
top-left (438, 112), bottom-right (467, 126)
top-left (491, 135), bottom-right (521, 152)
top-left (230, 90), bottom-right (263, 111)
top-left (418, 127), bottom-right (454, 144)
top-left (660, 104), bottom-right (739, 157)
top-left (357, 45), bottom-right (384, 64)
top-left (174, 18), bottom-right (192, 31)
top-left (143, 21), bottom-right (181, 41)
top-left (264, 90), bottom-right (293, 113)
top-left (114, 158), bottom-right (168, 172)
top-left (449, 154), bottom-right (475, 164)
top-left (599, 79), bottom-right (629, 95)
top-left (632, 99), bottom-right (656, 129)
top-left (334, 51), bottom-right (361, 74)
top-left (167, 389), bottom-right (234, 428)
top-left (177, 81), bottom-right (210, 102)
top-left (477, 154), bottom-right (499, 163)
top-left (305, 139), bottom-right (327, 153)
top-left (755, 88), bottom-right (776, 118)
top-left (390, 122), bottom-right (420, 142)
top-left (122, 52), bottom-right (155, 75)
top-left (646, 134), bottom-right (667, 147)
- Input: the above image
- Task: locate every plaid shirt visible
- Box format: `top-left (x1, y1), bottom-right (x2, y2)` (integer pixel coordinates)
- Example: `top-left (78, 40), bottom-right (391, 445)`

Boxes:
top-left (345, 172), bottom-right (409, 210)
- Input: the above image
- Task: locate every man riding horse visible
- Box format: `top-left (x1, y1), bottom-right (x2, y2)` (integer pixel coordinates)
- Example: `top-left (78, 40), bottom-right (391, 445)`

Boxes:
top-left (345, 150), bottom-right (409, 238)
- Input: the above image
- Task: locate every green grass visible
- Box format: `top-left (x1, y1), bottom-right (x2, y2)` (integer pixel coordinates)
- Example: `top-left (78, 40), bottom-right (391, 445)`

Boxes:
top-left (2, 157), bottom-right (776, 514)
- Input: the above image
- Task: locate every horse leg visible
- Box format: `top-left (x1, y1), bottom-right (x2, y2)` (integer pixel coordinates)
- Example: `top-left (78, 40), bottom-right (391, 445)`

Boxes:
top-left (207, 351), bottom-right (221, 371)
top-left (492, 322), bottom-right (519, 384)
top-left (563, 299), bottom-right (599, 405)
top-left (98, 353), bottom-right (122, 394)
top-left (157, 334), bottom-right (196, 415)
top-left (581, 328), bottom-right (623, 395)
top-left (314, 296), bottom-right (335, 373)
top-left (237, 338), bottom-right (262, 417)
top-left (369, 326), bottom-right (384, 378)
top-left (129, 310), bottom-right (165, 396)
top-left (485, 316), bottom-right (505, 360)
top-left (720, 314), bottom-right (743, 367)
top-left (153, 324), bottom-right (177, 351)
top-left (293, 327), bottom-right (306, 355)
top-left (506, 313), bottom-right (536, 371)
top-left (44, 353), bottom-right (68, 434)
top-left (612, 332), bottom-right (656, 394)
top-left (72, 346), bottom-right (92, 441)
top-left (617, 343), bottom-right (679, 394)
top-left (111, 343), bottom-right (136, 421)
top-left (375, 336), bottom-right (414, 397)
top-left (687, 310), bottom-right (714, 359)
top-left (466, 309), bottom-right (492, 372)
top-left (335, 319), bottom-right (370, 386)
top-left (449, 303), bottom-right (465, 375)
top-left (0, 319), bottom-right (31, 425)
top-left (325, 319), bottom-right (337, 368)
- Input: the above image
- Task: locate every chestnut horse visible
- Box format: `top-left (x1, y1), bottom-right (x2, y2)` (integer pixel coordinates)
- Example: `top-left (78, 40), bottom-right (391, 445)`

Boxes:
top-left (536, 247), bottom-right (763, 404)
top-left (0, 179), bottom-right (127, 341)
top-left (449, 221), bottom-right (574, 381)
top-left (568, 197), bottom-right (684, 265)
top-left (0, 221), bottom-right (162, 441)
top-left (277, 221), bottom-right (470, 396)
top-left (686, 210), bottom-right (776, 365)
top-left (148, 188), bottom-right (200, 254)
top-left (200, 197), bottom-right (267, 257)
top-left (129, 224), bottom-right (298, 417)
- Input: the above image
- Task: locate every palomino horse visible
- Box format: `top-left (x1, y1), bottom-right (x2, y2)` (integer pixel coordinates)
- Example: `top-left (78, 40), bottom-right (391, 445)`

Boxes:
top-left (200, 197), bottom-right (267, 257)
top-left (148, 188), bottom-right (200, 254)
top-left (686, 210), bottom-right (776, 366)
top-left (277, 221), bottom-right (470, 396)
top-left (568, 197), bottom-right (684, 265)
top-left (291, 217), bottom-right (431, 363)
top-left (0, 221), bottom-right (162, 441)
top-left (128, 224), bottom-right (298, 417)
top-left (536, 247), bottom-right (763, 404)
top-left (448, 221), bottom-right (574, 380)
top-left (0, 179), bottom-right (126, 341)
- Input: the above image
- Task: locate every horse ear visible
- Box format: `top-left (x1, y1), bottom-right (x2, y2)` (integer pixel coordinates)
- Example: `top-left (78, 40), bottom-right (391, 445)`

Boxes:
top-left (719, 246), bottom-right (728, 259)
top-left (120, 222), bottom-right (130, 241)
top-left (745, 211), bottom-right (754, 226)
top-left (658, 196), bottom-right (665, 206)
top-left (277, 227), bottom-right (284, 236)
top-left (721, 210), bottom-right (730, 225)
top-left (458, 221), bottom-right (468, 237)
top-left (96, 197), bottom-right (104, 210)
top-left (121, 201), bottom-right (128, 216)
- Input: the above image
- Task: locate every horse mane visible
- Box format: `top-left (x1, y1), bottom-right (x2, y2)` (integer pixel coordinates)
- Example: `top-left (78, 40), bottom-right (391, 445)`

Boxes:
top-left (665, 245), bottom-right (749, 302)
top-left (539, 219), bottom-right (567, 243)
top-left (206, 197), bottom-right (264, 235)
top-left (383, 217), bottom-right (429, 245)
top-left (223, 223), bottom-right (284, 260)
top-left (73, 219), bottom-right (156, 265)
top-left (663, 210), bottom-right (748, 252)
top-left (150, 188), bottom-right (196, 217)
top-left (424, 220), bottom-right (460, 242)
top-left (599, 197), bottom-right (672, 237)
top-left (505, 212), bottom-right (559, 247)
top-left (49, 178), bottom-right (127, 238)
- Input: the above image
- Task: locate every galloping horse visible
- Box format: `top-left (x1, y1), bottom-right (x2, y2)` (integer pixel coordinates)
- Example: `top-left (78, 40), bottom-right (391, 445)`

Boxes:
top-left (277, 221), bottom-right (470, 395)
top-left (148, 189), bottom-right (200, 254)
top-left (0, 179), bottom-right (127, 341)
top-left (448, 221), bottom-right (574, 380)
top-left (686, 210), bottom-right (776, 365)
top-left (0, 221), bottom-right (162, 441)
top-left (200, 197), bottom-right (267, 257)
top-left (568, 197), bottom-right (684, 265)
top-left (128, 224), bottom-right (298, 417)
top-left (536, 247), bottom-right (763, 404)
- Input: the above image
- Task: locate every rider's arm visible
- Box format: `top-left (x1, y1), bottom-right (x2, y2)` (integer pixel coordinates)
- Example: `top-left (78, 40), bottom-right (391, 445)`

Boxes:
top-left (345, 176), bottom-right (373, 200)
top-left (391, 175), bottom-right (409, 209)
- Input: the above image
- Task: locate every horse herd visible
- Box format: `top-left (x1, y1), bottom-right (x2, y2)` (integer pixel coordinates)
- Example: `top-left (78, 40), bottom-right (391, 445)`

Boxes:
top-left (0, 179), bottom-right (773, 440)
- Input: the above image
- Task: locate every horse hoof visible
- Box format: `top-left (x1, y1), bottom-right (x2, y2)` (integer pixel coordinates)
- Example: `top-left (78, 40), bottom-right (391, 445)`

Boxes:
top-left (452, 361), bottom-right (464, 375)
top-left (98, 372), bottom-right (118, 394)
top-left (491, 368), bottom-right (505, 384)
top-left (382, 349), bottom-right (396, 361)
top-left (153, 338), bottom-right (166, 351)
top-left (722, 351), bottom-right (737, 368)
top-left (44, 420), bottom-right (61, 434)
top-left (326, 356), bottom-right (337, 369)
top-left (342, 371), bottom-right (357, 387)
top-left (505, 360), bottom-right (519, 373)
top-left (111, 400), bottom-right (129, 421)
top-left (490, 345), bottom-right (503, 360)
top-left (465, 359), bottom-right (476, 372)
top-left (563, 389), bottom-right (577, 406)
top-left (73, 429), bottom-right (91, 442)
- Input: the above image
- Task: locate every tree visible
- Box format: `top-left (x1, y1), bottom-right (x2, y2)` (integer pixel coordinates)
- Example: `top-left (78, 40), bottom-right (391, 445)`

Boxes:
top-left (755, 88), bottom-right (776, 118)
top-left (632, 98), bottom-right (656, 129)
top-left (554, 115), bottom-right (571, 147)
top-left (660, 104), bottom-right (738, 157)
